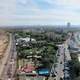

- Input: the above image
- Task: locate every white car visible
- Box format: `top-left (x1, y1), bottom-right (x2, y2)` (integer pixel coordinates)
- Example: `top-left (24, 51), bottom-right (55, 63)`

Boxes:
top-left (8, 78), bottom-right (11, 80)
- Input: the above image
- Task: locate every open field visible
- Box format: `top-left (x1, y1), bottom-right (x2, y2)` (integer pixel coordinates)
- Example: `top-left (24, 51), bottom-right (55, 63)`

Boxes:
top-left (0, 30), bottom-right (9, 58)
top-left (0, 30), bottom-right (11, 79)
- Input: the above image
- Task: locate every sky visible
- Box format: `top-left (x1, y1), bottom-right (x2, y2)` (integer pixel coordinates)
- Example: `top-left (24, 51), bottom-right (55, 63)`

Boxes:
top-left (0, 0), bottom-right (80, 26)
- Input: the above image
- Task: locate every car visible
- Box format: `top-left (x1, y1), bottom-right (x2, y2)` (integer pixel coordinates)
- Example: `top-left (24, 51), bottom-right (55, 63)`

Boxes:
top-left (64, 64), bottom-right (68, 67)
top-left (65, 77), bottom-right (70, 80)
top-left (60, 77), bottom-right (63, 80)
top-left (5, 63), bottom-right (7, 66)
top-left (60, 61), bottom-right (62, 64)
top-left (8, 78), bottom-right (11, 80)
top-left (65, 67), bottom-right (70, 70)
top-left (57, 54), bottom-right (60, 56)
top-left (52, 74), bottom-right (56, 77)
top-left (64, 70), bottom-right (69, 74)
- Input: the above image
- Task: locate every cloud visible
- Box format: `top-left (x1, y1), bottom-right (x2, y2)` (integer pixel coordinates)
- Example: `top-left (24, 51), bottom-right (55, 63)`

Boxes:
top-left (0, 0), bottom-right (80, 26)
top-left (56, 0), bottom-right (80, 6)
top-left (0, 0), bottom-right (15, 15)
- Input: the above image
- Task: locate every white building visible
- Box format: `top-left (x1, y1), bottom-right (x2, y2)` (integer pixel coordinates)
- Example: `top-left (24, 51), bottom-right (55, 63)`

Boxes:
top-left (17, 37), bottom-right (36, 43)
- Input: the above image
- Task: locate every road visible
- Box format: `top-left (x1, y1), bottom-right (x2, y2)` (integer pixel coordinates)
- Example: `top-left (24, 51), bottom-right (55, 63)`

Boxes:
top-left (1, 33), bottom-right (17, 80)
top-left (55, 44), bottom-right (64, 80)
top-left (54, 33), bottom-right (72, 80)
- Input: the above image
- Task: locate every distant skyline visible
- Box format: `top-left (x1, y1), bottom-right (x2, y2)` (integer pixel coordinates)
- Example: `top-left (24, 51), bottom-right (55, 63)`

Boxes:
top-left (0, 0), bottom-right (80, 26)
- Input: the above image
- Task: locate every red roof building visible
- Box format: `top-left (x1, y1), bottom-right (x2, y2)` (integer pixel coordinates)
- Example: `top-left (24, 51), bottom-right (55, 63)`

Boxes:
top-left (20, 64), bottom-right (36, 73)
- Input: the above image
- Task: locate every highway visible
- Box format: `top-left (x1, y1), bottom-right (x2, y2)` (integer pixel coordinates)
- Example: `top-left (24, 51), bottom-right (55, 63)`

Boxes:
top-left (1, 33), bottom-right (17, 80)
